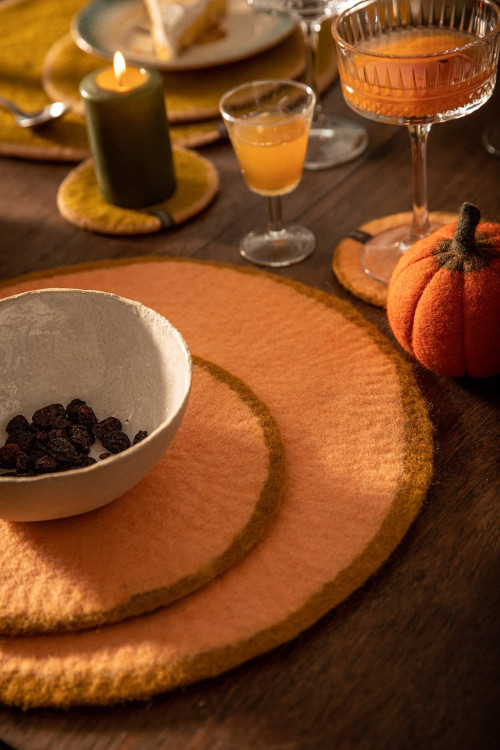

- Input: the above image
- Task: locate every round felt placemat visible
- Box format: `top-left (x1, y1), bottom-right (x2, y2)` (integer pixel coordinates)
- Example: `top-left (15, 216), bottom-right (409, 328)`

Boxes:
top-left (57, 147), bottom-right (219, 235)
top-left (0, 258), bottom-right (433, 708)
top-left (332, 210), bottom-right (459, 308)
top-left (0, 357), bottom-right (285, 635)
top-left (43, 23), bottom-right (336, 125)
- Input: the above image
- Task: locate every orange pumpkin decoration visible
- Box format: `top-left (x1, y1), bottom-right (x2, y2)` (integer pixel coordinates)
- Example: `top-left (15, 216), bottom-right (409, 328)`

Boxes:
top-left (387, 202), bottom-right (500, 378)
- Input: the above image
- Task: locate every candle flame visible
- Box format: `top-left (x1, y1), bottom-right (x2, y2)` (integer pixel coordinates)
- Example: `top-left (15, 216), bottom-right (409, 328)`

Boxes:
top-left (113, 51), bottom-right (127, 88)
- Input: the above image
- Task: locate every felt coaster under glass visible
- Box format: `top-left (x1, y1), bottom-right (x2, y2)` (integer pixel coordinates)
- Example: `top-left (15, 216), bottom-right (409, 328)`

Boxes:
top-left (332, 211), bottom-right (459, 308)
top-left (57, 147), bottom-right (219, 235)
top-left (0, 357), bottom-right (285, 636)
top-left (0, 258), bottom-right (433, 709)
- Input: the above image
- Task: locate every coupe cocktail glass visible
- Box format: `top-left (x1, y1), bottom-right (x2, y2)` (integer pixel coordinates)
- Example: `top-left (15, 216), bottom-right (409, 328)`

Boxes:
top-left (219, 79), bottom-right (316, 267)
top-left (332, 0), bottom-right (500, 283)
top-left (248, 0), bottom-right (369, 169)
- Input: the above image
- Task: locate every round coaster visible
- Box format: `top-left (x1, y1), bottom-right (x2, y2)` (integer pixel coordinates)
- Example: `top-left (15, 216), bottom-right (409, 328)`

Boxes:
top-left (57, 146), bottom-right (219, 235)
top-left (332, 211), bottom-right (459, 308)
top-left (0, 258), bottom-right (433, 708)
top-left (0, 357), bottom-right (285, 635)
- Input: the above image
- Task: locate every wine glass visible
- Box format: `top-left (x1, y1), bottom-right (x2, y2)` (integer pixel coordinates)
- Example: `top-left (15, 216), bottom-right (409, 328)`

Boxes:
top-left (248, 0), bottom-right (369, 169)
top-left (219, 79), bottom-right (316, 267)
top-left (332, 0), bottom-right (500, 284)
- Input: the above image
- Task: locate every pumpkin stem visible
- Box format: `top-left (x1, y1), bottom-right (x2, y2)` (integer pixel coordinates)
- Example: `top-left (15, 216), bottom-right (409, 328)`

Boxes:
top-left (451, 202), bottom-right (481, 256)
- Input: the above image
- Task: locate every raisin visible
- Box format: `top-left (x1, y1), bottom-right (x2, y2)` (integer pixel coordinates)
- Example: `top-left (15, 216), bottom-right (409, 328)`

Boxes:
top-left (52, 415), bottom-right (72, 431)
top-left (15, 451), bottom-right (33, 475)
top-left (46, 437), bottom-right (81, 466)
top-left (99, 452), bottom-right (111, 460)
top-left (76, 404), bottom-right (98, 431)
top-left (32, 429), bottom-right (49, 445)
top-left (0, 444), bottom-right (20, 470)
top-left (33, 455), bottom-right (60, 474)
top-left (5, 430), bottom-right (34, 453)
top-left (68, 425), bottom-right (94, 454)
top-left (47, 429), bottom-right (67, 442)
top-left (100, 430), bottom-right (131, 454)
top-left (66, 398), bottom-right (87, 423)
top-left (133, 430), bottom-right (148, 444)
top-left (93, 416), bottom-right (122, 440)
top-left (30, 440), bottom-right (49, 459)
top-left (32, 403), bottom-right (66, 430)
top-left (5, 414), bottom-right (30, 434)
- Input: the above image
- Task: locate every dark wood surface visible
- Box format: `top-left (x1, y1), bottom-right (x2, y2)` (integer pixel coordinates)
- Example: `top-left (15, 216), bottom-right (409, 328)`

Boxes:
top-left (1, 78), bottom-right (499, 750)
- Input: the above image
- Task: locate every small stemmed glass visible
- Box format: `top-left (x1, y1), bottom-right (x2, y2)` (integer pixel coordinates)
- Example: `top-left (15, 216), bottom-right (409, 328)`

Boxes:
top-left (332, 0), bottom-right (500, 284)
top-left (248, 0), bottom-right (369, 169)
top-left (219, 79), bottom-right (316, 267)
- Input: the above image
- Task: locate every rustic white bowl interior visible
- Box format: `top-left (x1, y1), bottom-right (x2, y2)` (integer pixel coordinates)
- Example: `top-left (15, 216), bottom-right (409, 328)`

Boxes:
top-left (0, 288), bottom-right (192, 522)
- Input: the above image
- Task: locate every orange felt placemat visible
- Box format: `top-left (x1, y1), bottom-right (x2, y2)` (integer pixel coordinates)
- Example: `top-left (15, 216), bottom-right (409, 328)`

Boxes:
top-left (0, 258), bottom-right (433, 708)
top-left (0, 357), bottom-right (285, 635)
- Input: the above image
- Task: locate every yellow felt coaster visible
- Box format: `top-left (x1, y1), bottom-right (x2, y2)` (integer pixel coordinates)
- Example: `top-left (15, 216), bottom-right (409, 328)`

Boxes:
top-left (0, 258), bottom-right (433, 708)
top-left (332, 211), bottom-right (459, 308)
top-left (57, 147), bottom-right (219, 235)
top-left (0, 357), bottom-right (285, 636)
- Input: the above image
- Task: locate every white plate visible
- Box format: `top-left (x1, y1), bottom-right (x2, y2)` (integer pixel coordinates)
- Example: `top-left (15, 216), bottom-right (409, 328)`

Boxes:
top-left (72, 0), bottom-right (295, 71)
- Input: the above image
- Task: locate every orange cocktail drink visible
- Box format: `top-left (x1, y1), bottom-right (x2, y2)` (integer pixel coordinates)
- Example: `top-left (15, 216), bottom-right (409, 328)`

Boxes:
top-left (230, 111), bottom-right (311, 196)
top-left (338, 27), bottom-right (497, 122)
top-left (332, 0), bottom-right (500, 284)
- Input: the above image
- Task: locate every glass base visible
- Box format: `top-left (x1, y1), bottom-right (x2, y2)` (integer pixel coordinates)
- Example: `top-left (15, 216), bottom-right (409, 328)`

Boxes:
top-left (483, 124), bottom-right (500, 157)
top-left (240, 224), bottom-right (315, 267)
top-left (304, 113), bottom-right (369, 171)
top-left (361, 222), bottom-right (442, 285)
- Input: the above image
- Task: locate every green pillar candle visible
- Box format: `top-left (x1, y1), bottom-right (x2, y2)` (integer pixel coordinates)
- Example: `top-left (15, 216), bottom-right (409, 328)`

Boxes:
top-left (80, 59), bottom-right (176, 208)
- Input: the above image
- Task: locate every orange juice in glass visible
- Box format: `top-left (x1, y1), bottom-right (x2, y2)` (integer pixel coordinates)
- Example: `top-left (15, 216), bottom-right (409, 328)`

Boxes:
top-left (332, 0), bottom-right (500, 283)
top-left (230, 111), bottom-right (311, 195)
top-left (220, 80), bottom-right (316, 267)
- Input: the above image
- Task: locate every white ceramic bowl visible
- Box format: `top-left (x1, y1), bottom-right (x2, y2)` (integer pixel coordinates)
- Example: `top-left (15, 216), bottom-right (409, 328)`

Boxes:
top-left (0, 288), bottom-right (192, 522)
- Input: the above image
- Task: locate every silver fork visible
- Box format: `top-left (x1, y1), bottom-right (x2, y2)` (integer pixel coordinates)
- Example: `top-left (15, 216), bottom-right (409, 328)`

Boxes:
top-left (0, 96), bottom-right (70, 127)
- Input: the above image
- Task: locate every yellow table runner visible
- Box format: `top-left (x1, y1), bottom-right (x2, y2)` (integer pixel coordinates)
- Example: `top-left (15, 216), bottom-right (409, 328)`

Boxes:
top-left (0, 0), bottom-right (337, 161)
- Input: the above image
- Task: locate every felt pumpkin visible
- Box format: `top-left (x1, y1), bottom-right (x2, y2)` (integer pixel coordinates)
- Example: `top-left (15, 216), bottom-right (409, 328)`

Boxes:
top-left (387, 202), bottom-right (500, 378)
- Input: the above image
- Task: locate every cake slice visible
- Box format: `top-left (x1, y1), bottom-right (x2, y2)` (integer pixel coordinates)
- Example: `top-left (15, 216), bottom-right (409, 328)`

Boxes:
top-left (144, 0), bottom-right (227, 60)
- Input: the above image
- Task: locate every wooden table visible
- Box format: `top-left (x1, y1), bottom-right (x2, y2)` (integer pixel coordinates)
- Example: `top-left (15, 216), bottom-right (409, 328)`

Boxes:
top-left (0, 79), bottom-right (499, 750)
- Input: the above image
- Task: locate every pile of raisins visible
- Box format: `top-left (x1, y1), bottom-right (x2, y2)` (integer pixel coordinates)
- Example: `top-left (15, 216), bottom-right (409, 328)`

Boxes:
top-left (0, 400), bottom-right (148, 477)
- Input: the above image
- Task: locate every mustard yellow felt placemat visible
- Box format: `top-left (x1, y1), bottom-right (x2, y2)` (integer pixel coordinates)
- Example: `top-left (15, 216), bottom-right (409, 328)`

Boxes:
top-left (0, 0), bottom-right (337, 161)
top-left (0, 258), bottom-right (433, 708)
top-left (332, 210), bottom-right (459, 308)
top-left (57, 147), bottom-right (219, 234)
top-left (0, 356), bottom-right (285, 635)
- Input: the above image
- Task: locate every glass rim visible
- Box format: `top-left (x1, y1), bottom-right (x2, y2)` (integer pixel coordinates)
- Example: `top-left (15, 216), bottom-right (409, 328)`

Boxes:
top-left (332, 0), bottom-right (500, 60)
top-left (219, 78), bottom-right (316, 125)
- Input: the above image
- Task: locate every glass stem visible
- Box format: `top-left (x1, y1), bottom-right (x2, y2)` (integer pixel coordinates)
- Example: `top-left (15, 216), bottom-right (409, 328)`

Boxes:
top-left (408, 122), bottom-right (432, 243)
top-left (267, 195), bottom-right (284, 235)
top-left (298, 17), bottom-right (323, 123)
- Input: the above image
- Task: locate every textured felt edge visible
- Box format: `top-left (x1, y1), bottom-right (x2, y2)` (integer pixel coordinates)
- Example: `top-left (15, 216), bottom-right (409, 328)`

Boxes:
top-left (0, 140), bottom-right (89, 164)
top-left (0, 256), bottom-right (434, 708)
top-left (332, 211), bottom-right (459, 308)
top-left (56, 147), bottom-right (219, 235)
top-left (0, 354), bottom-right (285, 636)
